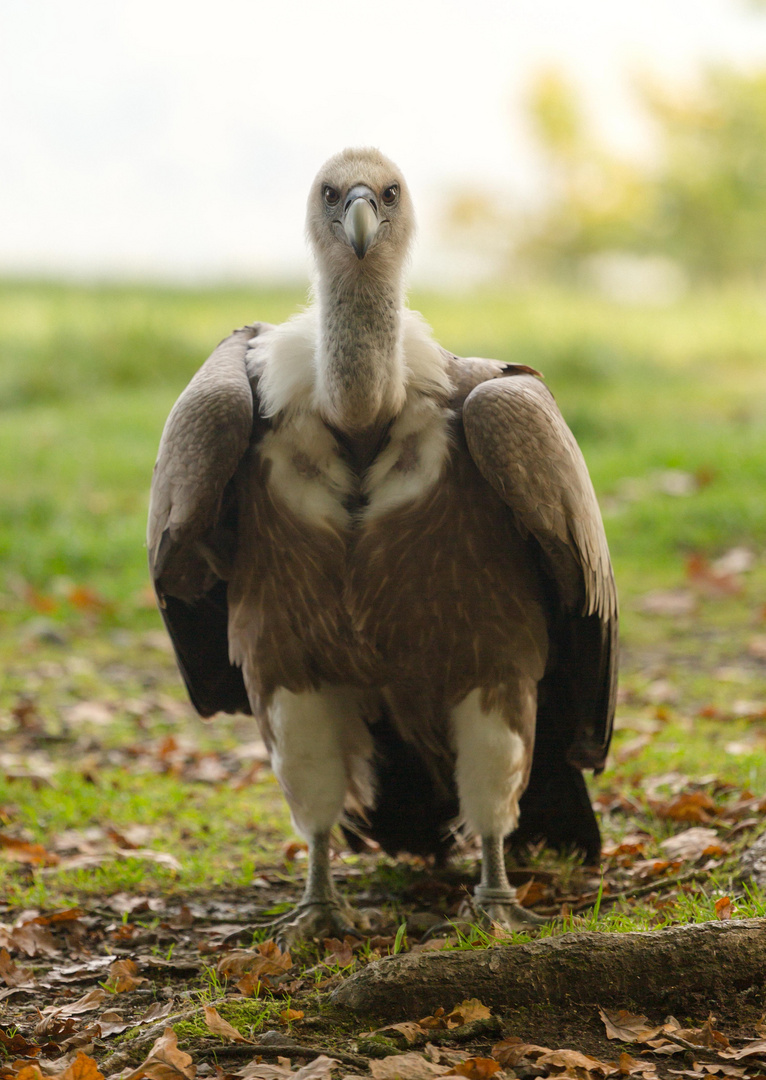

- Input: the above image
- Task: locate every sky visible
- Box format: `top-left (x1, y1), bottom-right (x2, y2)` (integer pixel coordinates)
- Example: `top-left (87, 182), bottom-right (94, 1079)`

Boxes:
top-left (3, 0), bottom-right (766, 285)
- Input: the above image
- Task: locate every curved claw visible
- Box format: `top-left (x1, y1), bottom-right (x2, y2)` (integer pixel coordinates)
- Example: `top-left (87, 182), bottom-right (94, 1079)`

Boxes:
top-left (273, 899), bottom-right (365, 948)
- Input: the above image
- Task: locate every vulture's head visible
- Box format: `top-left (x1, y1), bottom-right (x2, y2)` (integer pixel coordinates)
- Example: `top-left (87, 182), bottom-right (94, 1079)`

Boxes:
top-left (307, 147), bottom-right (414, 283)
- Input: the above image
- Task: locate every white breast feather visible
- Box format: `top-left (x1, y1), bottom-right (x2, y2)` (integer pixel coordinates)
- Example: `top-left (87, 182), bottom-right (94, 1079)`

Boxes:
top-left (253, 306), bottom-right (453, 529)
top-left (259, 414), bottom-right (353, 530)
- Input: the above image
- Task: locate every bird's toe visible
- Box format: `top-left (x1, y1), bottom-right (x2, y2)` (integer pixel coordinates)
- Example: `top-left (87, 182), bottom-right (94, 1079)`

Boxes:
top-left (273, 900), bottom-right (367, 947)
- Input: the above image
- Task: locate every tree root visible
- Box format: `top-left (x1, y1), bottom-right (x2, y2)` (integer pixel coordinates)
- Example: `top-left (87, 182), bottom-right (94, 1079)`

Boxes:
top-left (332, 916), bottom-right (766, 1018)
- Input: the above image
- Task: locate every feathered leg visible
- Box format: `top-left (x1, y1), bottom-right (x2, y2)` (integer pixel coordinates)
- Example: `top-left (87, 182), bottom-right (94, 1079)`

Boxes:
top-left (260, 687), bottom-right (374, 945)
top-left (451, 684), bottom-right (547, 930)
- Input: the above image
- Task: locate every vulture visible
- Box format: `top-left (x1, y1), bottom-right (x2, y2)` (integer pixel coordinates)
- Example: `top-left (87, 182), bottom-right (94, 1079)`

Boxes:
top-left (148, 147), bottom-right (618, 941)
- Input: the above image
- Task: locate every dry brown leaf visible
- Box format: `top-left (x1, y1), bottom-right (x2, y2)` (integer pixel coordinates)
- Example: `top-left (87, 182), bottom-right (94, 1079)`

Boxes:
top-left (124, 1027), bottom-right (196, 1080)
top-left (617, 1051), bottom-right (657, 1075)
top-left (0, 836), bottom-right (59, 867)
top-left (322, 937), bottom-right (356, 967)
top-left (59, 1052), bottom-right (104, 1080)
top-left (13, 1067), bottom-right (45, 1080)
top-left (237, 1058), bottom-right (337, 1080)
top-left (34, 1014), bottom-right (78, 1040)
top-left (8, 922), bottom-right (60, 958)
top-left (0, 947), bottom-right (34, 987)
top-left (660, 828), bottom-right (726, 861)
top-left (515, 879), bottom-right (549, 907)
top-left (491, 1040), bottom-right (551, 1068)
top-left (374, 1022), bottom-right (425, 1045)
top-left (219, 943), bottom-right (292, 980)
top-left (58, 989), bottom-right (108, 1017)
top-left (686, 553), bottom-right (742, 596)
top-left (719, 1038), bottom-right (766, 1060)
top-left (599, 1008), bottom-right (663, 1043)
top-left (418, 1008), bottom-right (449, 1031)
top-left (538, 1048), bottom-right (614, 1074)
top-left (445, 1058), bottom-right (500, 1078)
top-left (279, 1008), bottom-right (304, 1025)
top-left (0, 1027), bottom-right (40, 1056)
top-left (369, 1053), bottom-right (451, 1079)
top-left (203, 1006), bottom-right (250, 1042)
top-left (445, 999), bottom-right (492, 1028)
top-left (104, 959), bottom-right (148, 993)
top-left (715, 897), bottom-right (735, 921)
top-left (656, 793), bottom-right (718, 824)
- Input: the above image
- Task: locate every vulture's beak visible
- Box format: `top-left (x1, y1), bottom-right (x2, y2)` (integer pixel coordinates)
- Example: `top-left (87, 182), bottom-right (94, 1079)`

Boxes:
top-left (343, 185), bottom-right (380, 259)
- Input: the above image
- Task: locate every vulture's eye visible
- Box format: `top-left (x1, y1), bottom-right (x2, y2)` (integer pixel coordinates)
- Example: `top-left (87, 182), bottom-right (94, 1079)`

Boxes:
top-left (382, 185), bottom-right (399, 206)
top-left (323, 186), bottom-right (340, 207)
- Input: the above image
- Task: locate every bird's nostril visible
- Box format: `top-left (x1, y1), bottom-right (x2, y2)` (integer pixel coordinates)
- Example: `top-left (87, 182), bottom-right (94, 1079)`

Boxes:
top-left (369, 198), bottom-right (378, 214)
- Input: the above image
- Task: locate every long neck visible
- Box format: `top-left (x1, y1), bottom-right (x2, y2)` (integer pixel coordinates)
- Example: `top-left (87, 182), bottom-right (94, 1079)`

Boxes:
top-left (315, 266), bottom-right (407, 434)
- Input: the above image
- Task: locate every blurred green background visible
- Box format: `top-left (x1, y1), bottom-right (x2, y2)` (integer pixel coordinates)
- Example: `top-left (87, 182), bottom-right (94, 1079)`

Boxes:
top-left (1, 60), bottom-right (765, 665)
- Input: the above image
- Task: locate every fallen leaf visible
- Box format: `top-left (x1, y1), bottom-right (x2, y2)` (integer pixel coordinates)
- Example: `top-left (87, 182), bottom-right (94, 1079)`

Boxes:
top-left (0, 947), bottom-right (34, 987)
top-left (715, 897), bottom-right (735, 921)
top-left (374, 1023), bottom-right (425, 1045)
top-left (104, 959), bottom-right (148, 993)
top-left (515, 879), bottom-right (549, 907)
top-left (124, 1027), bottom-right (196, 1080)
top-left (445, 1058), bottom-right (500, 1078)
top-left (203, 1006), bottom-right (251, 1042)
top-left (491, 1040), bottom-right (551, 1068)
top-left (655, 792), bottom-right (718, 824)
top-left (445, 999), bottom-right (491, 1027)
top-left (686, 553), bottom-right (742, 596)
top-left (0, 836), bottom-right (60, 867)
top-left (537, 1048), bottom-right (614, 1074)
top-left (322, 937), bottom-right (356, 967)
top-left (719, 1038), bottom-right (766, 1060)
top-left (418, 1008), bottom-right (449, 1032)
top-left (60, 1052), bottom-right (105, 1080)
top-left (599, 1008), bottom-right (663, 1043)
top-left (279, 1008), bottom-right (304, 1025)
top-left (369, 1053), bottom-right (451, 1079)
top-left (237, 1057), bottom-right (338, 1080)
top-left (660, 828), bottom-right (726, 861)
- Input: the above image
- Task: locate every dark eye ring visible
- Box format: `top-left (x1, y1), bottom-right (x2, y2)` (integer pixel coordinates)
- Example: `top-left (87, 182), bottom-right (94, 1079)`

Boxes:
top-left (382, 184), bottom-right (399, 206)
top-left (323, 185), bottom-right (340, 206)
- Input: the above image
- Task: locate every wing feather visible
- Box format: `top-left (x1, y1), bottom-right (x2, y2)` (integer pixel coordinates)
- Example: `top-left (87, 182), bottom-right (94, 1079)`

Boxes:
top-left (147, 323), bottom-right (270, 716)
top-left (462, 373), bottom-right (617, 767)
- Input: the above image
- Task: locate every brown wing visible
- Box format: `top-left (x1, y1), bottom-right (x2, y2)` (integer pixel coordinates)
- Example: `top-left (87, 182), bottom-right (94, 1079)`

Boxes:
top-left (462, 372), bottom-right (618, 769)
top-left (147, 323), bottom-right (271, 717)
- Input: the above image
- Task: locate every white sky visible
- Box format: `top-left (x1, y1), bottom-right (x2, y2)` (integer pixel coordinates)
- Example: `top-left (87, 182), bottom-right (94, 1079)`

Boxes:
top-left (3, 0), bottom-right (766, 283)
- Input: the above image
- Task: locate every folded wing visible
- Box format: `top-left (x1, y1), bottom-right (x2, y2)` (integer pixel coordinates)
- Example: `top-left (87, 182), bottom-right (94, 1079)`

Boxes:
top-left (462, 373), bottom-right (618, 768)
top-left (147, 324), bottom-right (268, 717)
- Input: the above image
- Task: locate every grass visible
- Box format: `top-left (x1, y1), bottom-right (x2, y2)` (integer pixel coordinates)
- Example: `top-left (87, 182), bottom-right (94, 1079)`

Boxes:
top-left (1, 276), bottom-right (766, 930)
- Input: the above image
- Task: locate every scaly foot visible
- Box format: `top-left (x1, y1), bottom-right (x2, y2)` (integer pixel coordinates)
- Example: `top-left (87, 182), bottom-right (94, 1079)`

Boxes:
top-left (272, 898), bottom-right (366, 948)
top-left (472, 885), bottom-right (551, 932)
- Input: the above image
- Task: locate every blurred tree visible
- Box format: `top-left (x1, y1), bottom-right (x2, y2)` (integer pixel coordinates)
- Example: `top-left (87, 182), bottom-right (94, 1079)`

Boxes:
top-left (642, 69), bottom-right (766, 280)
top-left (447, 66), bottom-right (766, 284)
top-left (518, 70), bottom-right (654, 277)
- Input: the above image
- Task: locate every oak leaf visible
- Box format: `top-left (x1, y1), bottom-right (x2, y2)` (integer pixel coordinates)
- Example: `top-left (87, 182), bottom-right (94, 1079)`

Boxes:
top-left (444, 1000), bottom-right (491, 1027)
top-left (59, 1053), bottom-right (104, 1080)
